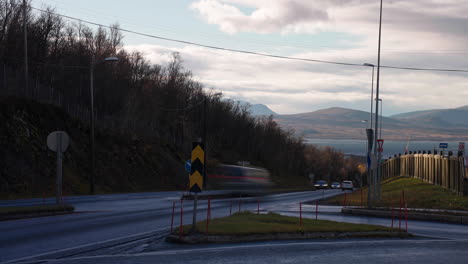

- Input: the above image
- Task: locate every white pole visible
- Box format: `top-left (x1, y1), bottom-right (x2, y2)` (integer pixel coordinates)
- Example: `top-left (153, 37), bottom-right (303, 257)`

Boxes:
top-left (56, 133), bottom-right (63, 204)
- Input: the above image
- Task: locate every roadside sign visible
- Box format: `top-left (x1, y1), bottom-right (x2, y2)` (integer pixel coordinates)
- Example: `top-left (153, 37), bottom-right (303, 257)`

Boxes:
top-left (439, 143), bottom-right (448, 149)
top-left (366, 129), bottom-right (374, 152)
top-left (459, 142), bottom-right (465, 152)
top-left (377, 139), bottom-right (384, 153)
top-left (189, 142), bottom-right (204, 193)
top-left (367, 154), bottom-right (371, 170)
top-left (46, 131), bottom-right (69, 205)
top-left (185, 160), bottom-right (191, 173)
top-left (47, 131), bottom-right (69, 152)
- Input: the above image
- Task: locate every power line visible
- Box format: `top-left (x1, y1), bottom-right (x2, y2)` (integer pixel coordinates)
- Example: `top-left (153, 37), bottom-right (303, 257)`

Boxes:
top-left (36, 0), bottom-right (468, 55)
top-left (29, 6), bottom-right (468, 73)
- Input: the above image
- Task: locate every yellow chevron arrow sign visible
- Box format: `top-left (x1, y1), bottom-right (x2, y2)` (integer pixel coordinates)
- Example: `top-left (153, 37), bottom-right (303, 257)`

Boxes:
top-left (189, 170), bottom-right (203, 192)
top-left (191, 145), bottom-right (204, 164)
top-left (190, 143), bottom-right (205, 193)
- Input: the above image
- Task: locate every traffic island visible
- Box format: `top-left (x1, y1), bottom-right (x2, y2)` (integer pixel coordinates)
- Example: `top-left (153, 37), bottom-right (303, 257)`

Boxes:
top-left (166, 211), bottom-right (411, 244)
top-left (342, 207), bottom-right (468, 225)
top-left (0, 204), bottom-right (75, 221)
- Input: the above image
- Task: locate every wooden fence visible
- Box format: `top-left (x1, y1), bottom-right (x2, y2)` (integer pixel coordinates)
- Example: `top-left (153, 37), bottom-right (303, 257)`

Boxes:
top-left (380, 152), bottom-right (466, 195)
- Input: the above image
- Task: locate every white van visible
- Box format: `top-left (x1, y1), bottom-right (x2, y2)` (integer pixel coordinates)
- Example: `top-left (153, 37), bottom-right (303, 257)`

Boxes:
top-left (341, 180), bottom-right (354, 191)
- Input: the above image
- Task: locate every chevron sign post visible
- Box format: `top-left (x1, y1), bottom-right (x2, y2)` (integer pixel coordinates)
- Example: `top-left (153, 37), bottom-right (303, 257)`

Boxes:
top-left (190, 142), bottom-right (204, 232)
top-left (190, 142), bottom-right (204, 193)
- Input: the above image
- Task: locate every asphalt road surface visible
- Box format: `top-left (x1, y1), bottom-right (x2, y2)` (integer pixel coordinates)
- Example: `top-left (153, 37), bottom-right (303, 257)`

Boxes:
top-left (1, 189), bottom-right (342, 262)
top-left (32, 238), bottom-right (468, 264)
top-left (2, 189), bottom-right (468, 264)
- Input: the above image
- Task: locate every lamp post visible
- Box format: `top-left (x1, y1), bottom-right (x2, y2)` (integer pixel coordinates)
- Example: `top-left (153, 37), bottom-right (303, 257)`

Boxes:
top-left (373, 0), bottom-right (384, 202)
top-left (90, 56), bottom-right (119, 195)
top-left (363, 63), bottom-right (375, 130)
top-left (378, 98), bottom-right (383, 139)
top-left (362, 62), bottom-right (376, 208)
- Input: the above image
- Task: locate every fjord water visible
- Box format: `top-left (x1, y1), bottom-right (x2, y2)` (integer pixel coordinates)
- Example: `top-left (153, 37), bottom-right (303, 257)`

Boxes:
top-left (306, 139), bottom-right (464, 158)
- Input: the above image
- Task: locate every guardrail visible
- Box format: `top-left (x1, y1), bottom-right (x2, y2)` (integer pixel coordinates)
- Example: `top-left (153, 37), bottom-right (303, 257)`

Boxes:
top-left (380, 151), bottom-right (466, 196)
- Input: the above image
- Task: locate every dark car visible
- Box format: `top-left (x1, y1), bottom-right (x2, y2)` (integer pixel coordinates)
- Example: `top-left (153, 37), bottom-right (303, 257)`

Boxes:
top-left (314, 180), bottom-right (328, 189)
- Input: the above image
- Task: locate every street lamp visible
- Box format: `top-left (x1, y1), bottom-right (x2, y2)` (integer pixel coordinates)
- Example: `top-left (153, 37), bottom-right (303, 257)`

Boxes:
top-left (374, 0), bottom-right (384, 202)
top-left (90, 56), bottom-right (119, 195)
top-left (363, 63), bottom-right (375, 130)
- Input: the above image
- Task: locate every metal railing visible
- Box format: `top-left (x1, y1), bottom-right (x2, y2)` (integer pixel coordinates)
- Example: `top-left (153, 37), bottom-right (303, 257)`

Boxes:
top-left (380, 152), bottom-right (466, 196)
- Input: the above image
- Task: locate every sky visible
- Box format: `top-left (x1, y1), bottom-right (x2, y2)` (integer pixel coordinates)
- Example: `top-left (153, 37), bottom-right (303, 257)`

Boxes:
top-left (33, 0), bottom-right (468, 116)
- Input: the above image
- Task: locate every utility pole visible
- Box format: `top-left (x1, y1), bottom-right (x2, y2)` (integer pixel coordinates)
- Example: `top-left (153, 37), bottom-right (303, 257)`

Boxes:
top-left (203, 96), bottom-right (207, 188)
top-left (23, 0), bottom-right (28, 97)
top-left (89, 58), bottom-right (95, 195)
top-left (373, 0), bottom-right (383, 202)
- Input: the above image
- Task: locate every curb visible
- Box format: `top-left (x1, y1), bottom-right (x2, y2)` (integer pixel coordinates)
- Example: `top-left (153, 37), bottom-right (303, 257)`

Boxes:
top-left (0, 210), bottom-right (74, 221)
top-left (166, 231), bottom-right (411, 244)
top-left (342, 207), bottom-right (468, 225)
top-left (1, 228), bottom-right (170, 264)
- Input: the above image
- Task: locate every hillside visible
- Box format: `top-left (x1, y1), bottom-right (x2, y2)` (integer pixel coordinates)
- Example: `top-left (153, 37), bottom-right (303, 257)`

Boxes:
top-left (275, 107), bottom-right (468, 141)
top-left (390, 107), bottom-right (468, 127)
top-left (0, 97), bottom-right (187, 198)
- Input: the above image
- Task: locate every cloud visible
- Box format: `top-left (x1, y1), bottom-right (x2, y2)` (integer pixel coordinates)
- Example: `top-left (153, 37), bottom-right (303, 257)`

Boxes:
top-left (189, 0), bottom-right (468, 55)
top-left (126, 1), bottom-right (468, 116)
top-left (126, 42), bottom-right (468, 115)
top-left (190, 0), bottom-right (328, 34)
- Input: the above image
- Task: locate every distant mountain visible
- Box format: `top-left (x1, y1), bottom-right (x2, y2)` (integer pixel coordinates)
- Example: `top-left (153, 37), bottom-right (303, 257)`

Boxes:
top-left (236, 100), bottom-right (277, 116)
top-left (274, 107), bottom-right (468, 141)
top-left (390, 107), bottom-right (468, 127)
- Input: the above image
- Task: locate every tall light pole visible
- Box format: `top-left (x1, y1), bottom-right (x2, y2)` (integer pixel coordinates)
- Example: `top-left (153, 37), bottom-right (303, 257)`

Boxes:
top-left (90, 56), bottom-right (119, 195)
top-left (363, 63), bottom-right (375, 130)
top-left (23, 0), bottom-right (28, 96)
top-left (373, 0), bottom-right (384, 202)
top-left (363, 62), bottom-right (375, 208)
top-left (378, 98), bottom-right (383, 139)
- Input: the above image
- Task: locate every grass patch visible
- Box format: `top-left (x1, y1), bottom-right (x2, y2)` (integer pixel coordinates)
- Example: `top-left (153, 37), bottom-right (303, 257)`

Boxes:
top-left (177, 211), bottom-right (394, 235)
top-left (0, 204), bottom-right (75, 215)
top-left (325, 176), bottom-right (468, 210)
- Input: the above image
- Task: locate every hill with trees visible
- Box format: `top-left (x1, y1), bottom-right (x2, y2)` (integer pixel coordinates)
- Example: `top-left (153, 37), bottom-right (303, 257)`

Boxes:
top-left (0, 0), bottom-right (361, 197)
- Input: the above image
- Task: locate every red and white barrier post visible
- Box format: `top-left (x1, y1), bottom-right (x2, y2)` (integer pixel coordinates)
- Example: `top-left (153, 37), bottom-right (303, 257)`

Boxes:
top-left (315, 200), bottom-right (318, 220)
top-left (180, 199), bottom-right (184, 238)
top-left (299, 202), bottom-right (303, 226)
top-left (399, 196), bottom-right (402, 231)
top-left (206, 198), bottom-right (211, 235)
top-left (360, 188), bottom-right (363, 207)
top-left (391, 203), bottom-right (394, 229)
top-left (171, 201), bottom-right (176, 233)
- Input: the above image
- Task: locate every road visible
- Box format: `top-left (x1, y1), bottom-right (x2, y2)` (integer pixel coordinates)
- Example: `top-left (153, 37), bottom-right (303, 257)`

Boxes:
top-left (0, 189), bottom-right (342, 263)
top-left (32, 238), bottom-right (468, 264)
top-left (2, 189), bottom-right (468, 263)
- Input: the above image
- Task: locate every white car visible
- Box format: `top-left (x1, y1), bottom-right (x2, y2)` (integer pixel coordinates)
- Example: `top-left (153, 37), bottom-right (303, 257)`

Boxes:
top-left (331, 182), bottom-right (341, 189)
top-left (341, 180), bottom-right (354, 191)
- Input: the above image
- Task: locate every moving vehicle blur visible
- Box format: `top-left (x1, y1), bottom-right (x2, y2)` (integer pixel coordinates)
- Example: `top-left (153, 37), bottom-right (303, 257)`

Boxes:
top-left (314, 180), bottom-right (328, 189)
top-left (206, 164), bottom-right (273, 195)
